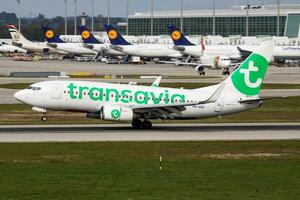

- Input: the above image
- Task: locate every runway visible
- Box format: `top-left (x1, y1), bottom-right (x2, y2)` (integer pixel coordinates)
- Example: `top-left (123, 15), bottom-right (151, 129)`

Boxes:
top-left (0, 123), bottom-right (299, 143)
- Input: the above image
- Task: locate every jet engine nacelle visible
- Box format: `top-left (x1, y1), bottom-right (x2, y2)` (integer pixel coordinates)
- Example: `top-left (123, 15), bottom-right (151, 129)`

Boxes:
top-left (101, 105), bottom-right (134, 121)
top-left (87, 106), bottom-right (134, 121)
top-left (195, 65), bottom-right (204, 73)
top-left (214, 55), bottom-right (231, 69)
top-left (12, 41), bottom-right (23, 47)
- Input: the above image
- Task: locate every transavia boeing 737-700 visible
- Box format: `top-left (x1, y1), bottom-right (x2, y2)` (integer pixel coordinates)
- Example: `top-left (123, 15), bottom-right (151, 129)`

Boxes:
top-left (14, 41), bottom-right (276, 129)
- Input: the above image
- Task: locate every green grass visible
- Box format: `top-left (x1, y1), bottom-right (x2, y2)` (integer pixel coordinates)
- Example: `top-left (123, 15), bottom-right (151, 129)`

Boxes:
top-left (1, 82), bottom-right (300, 90)
top-left (0, 96), bottom-right (300, 125)
top-left (0, 141), bottom-right (299, 199)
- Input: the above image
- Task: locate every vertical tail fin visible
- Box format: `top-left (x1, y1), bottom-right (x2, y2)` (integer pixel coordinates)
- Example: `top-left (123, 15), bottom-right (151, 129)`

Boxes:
top-left (7, 25), bottom-right (30, 44)
top-left (167, 24), bottom-right (195, 46)
top-left (226, 40), bottom-right (275, 97)
top-left (104, 24), bottom-right (131, 45)
top-left (41, 25), bottom-right (65, 43)
top-left (78, 25), bottom-right (102, 44)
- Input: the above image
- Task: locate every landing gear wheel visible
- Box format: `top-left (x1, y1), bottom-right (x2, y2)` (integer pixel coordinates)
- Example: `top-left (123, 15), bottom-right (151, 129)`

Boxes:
top-left (199, 71), bottom-right (205, 76)
top-left (141, 120), bottom-right (152, 129)
top-left (131, 119), bottom-right (142, 129)
top-left (41, 116), bottom-right (48, 122)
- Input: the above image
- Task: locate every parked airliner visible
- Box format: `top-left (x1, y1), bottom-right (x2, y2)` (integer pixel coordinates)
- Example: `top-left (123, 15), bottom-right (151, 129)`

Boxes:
top-left (7, 25), bottom-right (67, 55)
top-left (79, 25), bottom-right (126, 56)
top-left (104, 24), bottom-right (183, 59)
top-left (42, 25), bottom-right (97, 56)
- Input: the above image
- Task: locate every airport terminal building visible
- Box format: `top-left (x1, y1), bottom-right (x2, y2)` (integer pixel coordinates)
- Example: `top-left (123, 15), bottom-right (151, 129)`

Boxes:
top-left (127, 4), bottom-right (300, 38)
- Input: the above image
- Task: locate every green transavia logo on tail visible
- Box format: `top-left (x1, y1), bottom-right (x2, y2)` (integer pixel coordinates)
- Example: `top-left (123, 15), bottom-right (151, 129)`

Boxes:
top-left (231, 53), bottom-right (268, 96)
top-left (111, 109), bottom-right (121, 119)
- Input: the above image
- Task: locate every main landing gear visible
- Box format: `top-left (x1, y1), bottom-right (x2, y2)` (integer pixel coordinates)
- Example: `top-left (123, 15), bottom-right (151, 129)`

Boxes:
top-left (131, 119), bottom-right (152, 129)
top-left (41, 115), bottom-right (48, 122)
top-left (222, 68), bottom-right (230, 76)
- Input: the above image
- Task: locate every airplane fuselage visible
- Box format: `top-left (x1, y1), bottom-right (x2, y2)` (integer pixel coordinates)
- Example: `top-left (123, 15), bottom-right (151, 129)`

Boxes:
top-left (14, 80), bottom-right (259, 120)
top-left (51, 43), bottom-right (97, 55)
top-left (239, 45), bottom-right (300, 60)
top-left (119, 44), bottom-right (183, 58)
top-left (178, 45), bottom-right (242, 60)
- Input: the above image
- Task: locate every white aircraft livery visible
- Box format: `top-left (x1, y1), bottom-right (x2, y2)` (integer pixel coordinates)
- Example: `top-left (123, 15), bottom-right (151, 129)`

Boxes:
top-left (7, 25), bottom-right (67, 55)
top-left (104, 24), bottom-right (183, 59)
top-left (42, 25), bottom-right (97, 55)
top-left (14, 41), bottom-right (275, 129)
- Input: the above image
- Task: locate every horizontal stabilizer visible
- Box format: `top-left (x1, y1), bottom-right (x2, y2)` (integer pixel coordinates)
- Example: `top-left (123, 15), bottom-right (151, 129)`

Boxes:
top-left (239, 96), bottom-right (286, 103)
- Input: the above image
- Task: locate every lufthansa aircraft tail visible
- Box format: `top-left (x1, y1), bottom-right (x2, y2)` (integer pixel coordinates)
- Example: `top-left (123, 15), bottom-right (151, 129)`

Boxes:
top-left (167, 24), bottom-right (195, 46)
top-left (78, 26), bottom-right (102, 44)
top-left (41, 25), bottom-right (65, 43)
top-left (104, 24), bottom-right (131, 46)
top-left (7, 25), bottom-right (31, 44)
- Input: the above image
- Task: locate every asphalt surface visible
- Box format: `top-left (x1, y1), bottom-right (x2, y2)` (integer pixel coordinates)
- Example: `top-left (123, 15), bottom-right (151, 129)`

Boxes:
top-left (0, 123), bottom-right (299, 143)
top-left (0, 58), bottom-right (300, 83)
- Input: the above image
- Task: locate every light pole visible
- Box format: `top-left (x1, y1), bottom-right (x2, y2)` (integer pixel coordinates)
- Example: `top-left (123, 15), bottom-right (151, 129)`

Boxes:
top-left (107, 0), bottom-right (110, 24)
top-left (16, 0), bottom-right (21, 31)
top-left (277, 0), bottom-right (280, 36)
top-left (74, 0), bottom-right (77, 35)
top-left (246, 0), bottom-right (249, 36)
top-left (64, 0), bottom-right (68, 35)
top-left (91, 0), bottom-right (94, 32)
top-left (126, 0), bottom-right (129, 35)
top-left (151, 0), bottom-right (153, 35)
top-left (180, 0), bottom-right (183, 32)
top-left (212, 0), bottom-right (215, 35)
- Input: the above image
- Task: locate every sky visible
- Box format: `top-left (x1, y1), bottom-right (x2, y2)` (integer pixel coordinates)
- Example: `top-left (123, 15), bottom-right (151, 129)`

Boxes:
top-left (0, 0), bottom-right (299, 18)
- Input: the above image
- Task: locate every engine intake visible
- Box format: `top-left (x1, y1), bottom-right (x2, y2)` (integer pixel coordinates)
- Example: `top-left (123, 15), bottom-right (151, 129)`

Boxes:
top-left (87, 106), bottom-right (134, 122)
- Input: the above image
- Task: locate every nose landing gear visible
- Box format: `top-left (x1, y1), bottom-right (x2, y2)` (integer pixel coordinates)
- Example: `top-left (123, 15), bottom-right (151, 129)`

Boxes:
top-left (41, 115), bottom-right (48, 122)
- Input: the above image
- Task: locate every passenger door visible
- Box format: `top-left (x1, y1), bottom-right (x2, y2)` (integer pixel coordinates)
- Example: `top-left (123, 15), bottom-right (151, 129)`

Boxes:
top-left (52, 84), bottom-right (62, 100)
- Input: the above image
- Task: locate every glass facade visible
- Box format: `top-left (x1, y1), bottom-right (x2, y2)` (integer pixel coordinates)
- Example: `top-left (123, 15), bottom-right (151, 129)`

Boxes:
top-left (128, 16), bottom-right (286, 37)
top-left (285, 13), bottom-right (300, 38)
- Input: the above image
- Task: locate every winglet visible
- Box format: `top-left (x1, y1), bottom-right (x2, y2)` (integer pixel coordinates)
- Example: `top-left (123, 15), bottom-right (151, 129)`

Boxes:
top-left (199, 83), bottom-right (226, 104)
top-left (151, 76), bottom-right (162, 87)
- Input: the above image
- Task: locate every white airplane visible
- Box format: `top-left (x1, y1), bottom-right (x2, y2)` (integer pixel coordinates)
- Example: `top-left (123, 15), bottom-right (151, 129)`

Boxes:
top-left (7, 25), bottom-right (67, 55)
top-left (238, 45), bottom-right (300, 63)
top-left (14, 41), bottom-right (276, 129)
top-left (168, 25), bottom-right (240, 75)
top-left (78, 25), bottom-right (126, 56)
top-left (168, 24), bottom-right (241, 60)
top-left (42, 25), bottom-right (97, 56)
top-left (0, 42), bottom-right (26, 54)
top-left (104, 24), bottom-right (183, 59)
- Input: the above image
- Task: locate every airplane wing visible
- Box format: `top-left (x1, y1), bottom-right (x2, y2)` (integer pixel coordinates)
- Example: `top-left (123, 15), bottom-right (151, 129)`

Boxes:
top-left (130, 83), bottom-right (225, 119)
top-left (173, 46), bottom-right (186, 52)
top-left (110, 45), bottom-right (124, 52)
top-left (47, 43), bottom-right (57, 48)
top-left (151, 76), bottom-right (162, 87)
top-left (83, 44), bottom-right (94, 49)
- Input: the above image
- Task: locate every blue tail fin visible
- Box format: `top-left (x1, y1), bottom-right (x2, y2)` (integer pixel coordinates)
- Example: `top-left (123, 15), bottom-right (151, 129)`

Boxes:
top-left (167, 24), bottom-right (195, 46)
top-left (79, 25), bottom-right (102, 44)
top-left (104, 24), bottom-right (131, 45)
top-left (42, 25), bottom-right (65, 43)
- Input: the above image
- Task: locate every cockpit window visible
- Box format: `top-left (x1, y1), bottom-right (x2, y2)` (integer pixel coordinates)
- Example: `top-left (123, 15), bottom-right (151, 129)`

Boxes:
top-left (27, 86), bottom-right (41, 91)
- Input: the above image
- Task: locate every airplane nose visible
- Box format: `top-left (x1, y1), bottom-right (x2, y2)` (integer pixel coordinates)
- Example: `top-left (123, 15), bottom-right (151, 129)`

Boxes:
top-left (14, 90), bottom-right (26, 103)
